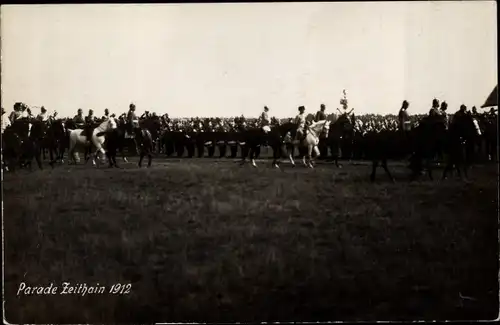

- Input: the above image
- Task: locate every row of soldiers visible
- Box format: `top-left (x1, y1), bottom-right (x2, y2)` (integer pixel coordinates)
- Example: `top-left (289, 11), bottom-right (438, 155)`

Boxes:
top-left (2, 99), bottom-right (497, 137)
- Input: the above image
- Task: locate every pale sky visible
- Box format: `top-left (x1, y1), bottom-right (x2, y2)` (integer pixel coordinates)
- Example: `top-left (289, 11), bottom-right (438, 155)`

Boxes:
top-left (1, 2), bottom-right (497, 118)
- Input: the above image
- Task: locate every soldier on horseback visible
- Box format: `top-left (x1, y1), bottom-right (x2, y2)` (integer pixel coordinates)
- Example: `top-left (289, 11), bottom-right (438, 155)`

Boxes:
top-left (398, 100), bottom-right (411, 132)
top-left (259, 106), bottom-right (271, 133)
top-left (429, 98), bottom-right (440, 116)
top-left (315, 104), bottom-right (327, 122)
top-left (127, 103), bottom-right (141, 153)
top-left (84, 109), bottom-right (96, 142)
top-left (102, 108), bottom-right (110, 120)
top-left (294, 106), bottom-right (307, 142)
top-left (9, 103), bottom-right (23, 124)
top-left (37, 106), bottom-right (49, 122)
top-left (74, 109), bottom-right (85, 128)
top-left (48, 111), bottom-right (58, 123)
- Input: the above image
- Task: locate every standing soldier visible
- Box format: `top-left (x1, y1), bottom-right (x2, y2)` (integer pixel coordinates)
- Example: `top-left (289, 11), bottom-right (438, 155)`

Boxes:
top-left (315, 104), bottom-right (327, 122)
top-left (294, 106), bottom-right (307, 142)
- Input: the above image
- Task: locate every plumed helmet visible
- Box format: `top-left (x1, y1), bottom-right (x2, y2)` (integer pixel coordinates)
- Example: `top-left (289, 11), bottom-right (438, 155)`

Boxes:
top-left (129, 103), bottom-right (136, 110)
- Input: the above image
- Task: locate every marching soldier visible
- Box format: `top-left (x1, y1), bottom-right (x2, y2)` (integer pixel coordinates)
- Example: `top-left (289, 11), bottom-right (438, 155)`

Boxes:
top-left (315, 104), bottom-right (327, 122)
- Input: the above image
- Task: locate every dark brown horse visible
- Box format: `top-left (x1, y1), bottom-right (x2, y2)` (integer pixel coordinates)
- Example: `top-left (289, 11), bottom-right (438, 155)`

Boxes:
top-left (106, 122), bottom-right (154, 168)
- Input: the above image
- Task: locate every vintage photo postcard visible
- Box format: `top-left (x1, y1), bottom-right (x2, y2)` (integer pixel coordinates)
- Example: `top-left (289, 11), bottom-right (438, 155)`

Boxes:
top-left (1, 1), bottom-right (498, 323)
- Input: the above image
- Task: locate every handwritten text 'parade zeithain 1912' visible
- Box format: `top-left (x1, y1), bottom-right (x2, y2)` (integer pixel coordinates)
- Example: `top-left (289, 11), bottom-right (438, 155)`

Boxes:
top-left (16, 282), bottom-right (132, 297)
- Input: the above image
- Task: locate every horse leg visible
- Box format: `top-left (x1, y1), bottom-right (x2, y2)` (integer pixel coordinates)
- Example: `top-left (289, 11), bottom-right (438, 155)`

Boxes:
top-left (148, 153), bottom-right (152, 167)
top-left (307, 145), bottom-right (314, 168)
top-left (288, 145), bottom-right (296, 167)
top-left (240, 145), bottom-right (248, 165)
top-left (138, 152), bottom-right (144, 167)
top-left (272, 145), bottom-right (280, 169)
top-left (426, 159), bottom-right (434, 181)
top-left (35, 147), bottom-right (43, 170)
top-left (370, 159), bottom-right (379, 182)
top-left (106, 151), bottom-right (114, 168)
top-left (250, 147), bottom-right (257, 168)
top-left (381, 159), bottom-right (394, 183)
top-left (302, 147), bottom-right (308, 167)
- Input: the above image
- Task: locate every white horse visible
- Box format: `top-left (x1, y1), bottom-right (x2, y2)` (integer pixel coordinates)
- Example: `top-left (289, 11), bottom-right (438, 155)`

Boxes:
top-left (67, 118), bottom-right (117, 166)
top-left (288, 120), bottom-right (330, 168)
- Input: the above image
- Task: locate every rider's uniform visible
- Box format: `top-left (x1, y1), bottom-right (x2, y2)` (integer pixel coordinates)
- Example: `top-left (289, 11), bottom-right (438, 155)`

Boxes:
top-left (260, 111), bottom-right (270, 126)
top-left (260, 110), bottom-right (270, 134)
top-left (9, 110), bottom-right (22, 124)
top-left (398, 109), bottom-right (411, 132)
top-left (127, 110), bottom-right (139, 130)
top-left (295, 112), bottom-right (306, 138)
top-left (74, 114), bottom-right (85, 127)
top-left (37, 112), bottom-right (49, 122)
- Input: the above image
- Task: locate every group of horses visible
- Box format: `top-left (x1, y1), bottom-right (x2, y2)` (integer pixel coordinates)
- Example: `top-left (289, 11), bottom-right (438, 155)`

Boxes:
top-left (1, 110), bottom-right (485, 182)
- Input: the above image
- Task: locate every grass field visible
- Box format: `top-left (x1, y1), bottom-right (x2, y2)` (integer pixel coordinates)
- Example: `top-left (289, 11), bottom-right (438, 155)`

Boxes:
top-left (3, 158), bottom-right (499, 323)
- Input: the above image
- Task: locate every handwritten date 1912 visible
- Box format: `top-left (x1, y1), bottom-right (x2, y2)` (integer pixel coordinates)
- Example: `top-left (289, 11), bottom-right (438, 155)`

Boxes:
top-left (109, 283), bottom-right (132, 295)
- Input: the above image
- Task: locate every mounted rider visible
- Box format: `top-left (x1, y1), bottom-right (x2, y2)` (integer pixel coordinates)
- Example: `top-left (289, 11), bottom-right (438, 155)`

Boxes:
top-left (294, 106), bottom-right (307, 141)
top-left (398, 100), bottom-right (411, 133)
top-left (127, 103), bottom-right (141, 152)
top-left (73, 109), bottom-right (85, 129)
top-left (37, 106), bottom-right (49, 122)
top-left (315, 104), bottom-right (327, 122)
top-left (439, 101), bottom-right (449, 129)
top-left (84, 109), bottom-right (96, 142)
top-left (102, 108), bottom-right (110, 120)
top-left (429, 98), bottom-right (440, 117)
top-left (259, 106), bottom-right (271, 133)
top-left (8, 103), bottom-right (23, 124)
top-left (48, 111), bottom-right (58, 124)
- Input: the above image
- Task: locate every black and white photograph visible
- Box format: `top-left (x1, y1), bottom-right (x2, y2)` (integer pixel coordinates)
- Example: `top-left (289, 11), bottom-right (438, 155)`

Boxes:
top-left (1, 1), bottom-right (498, 323)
